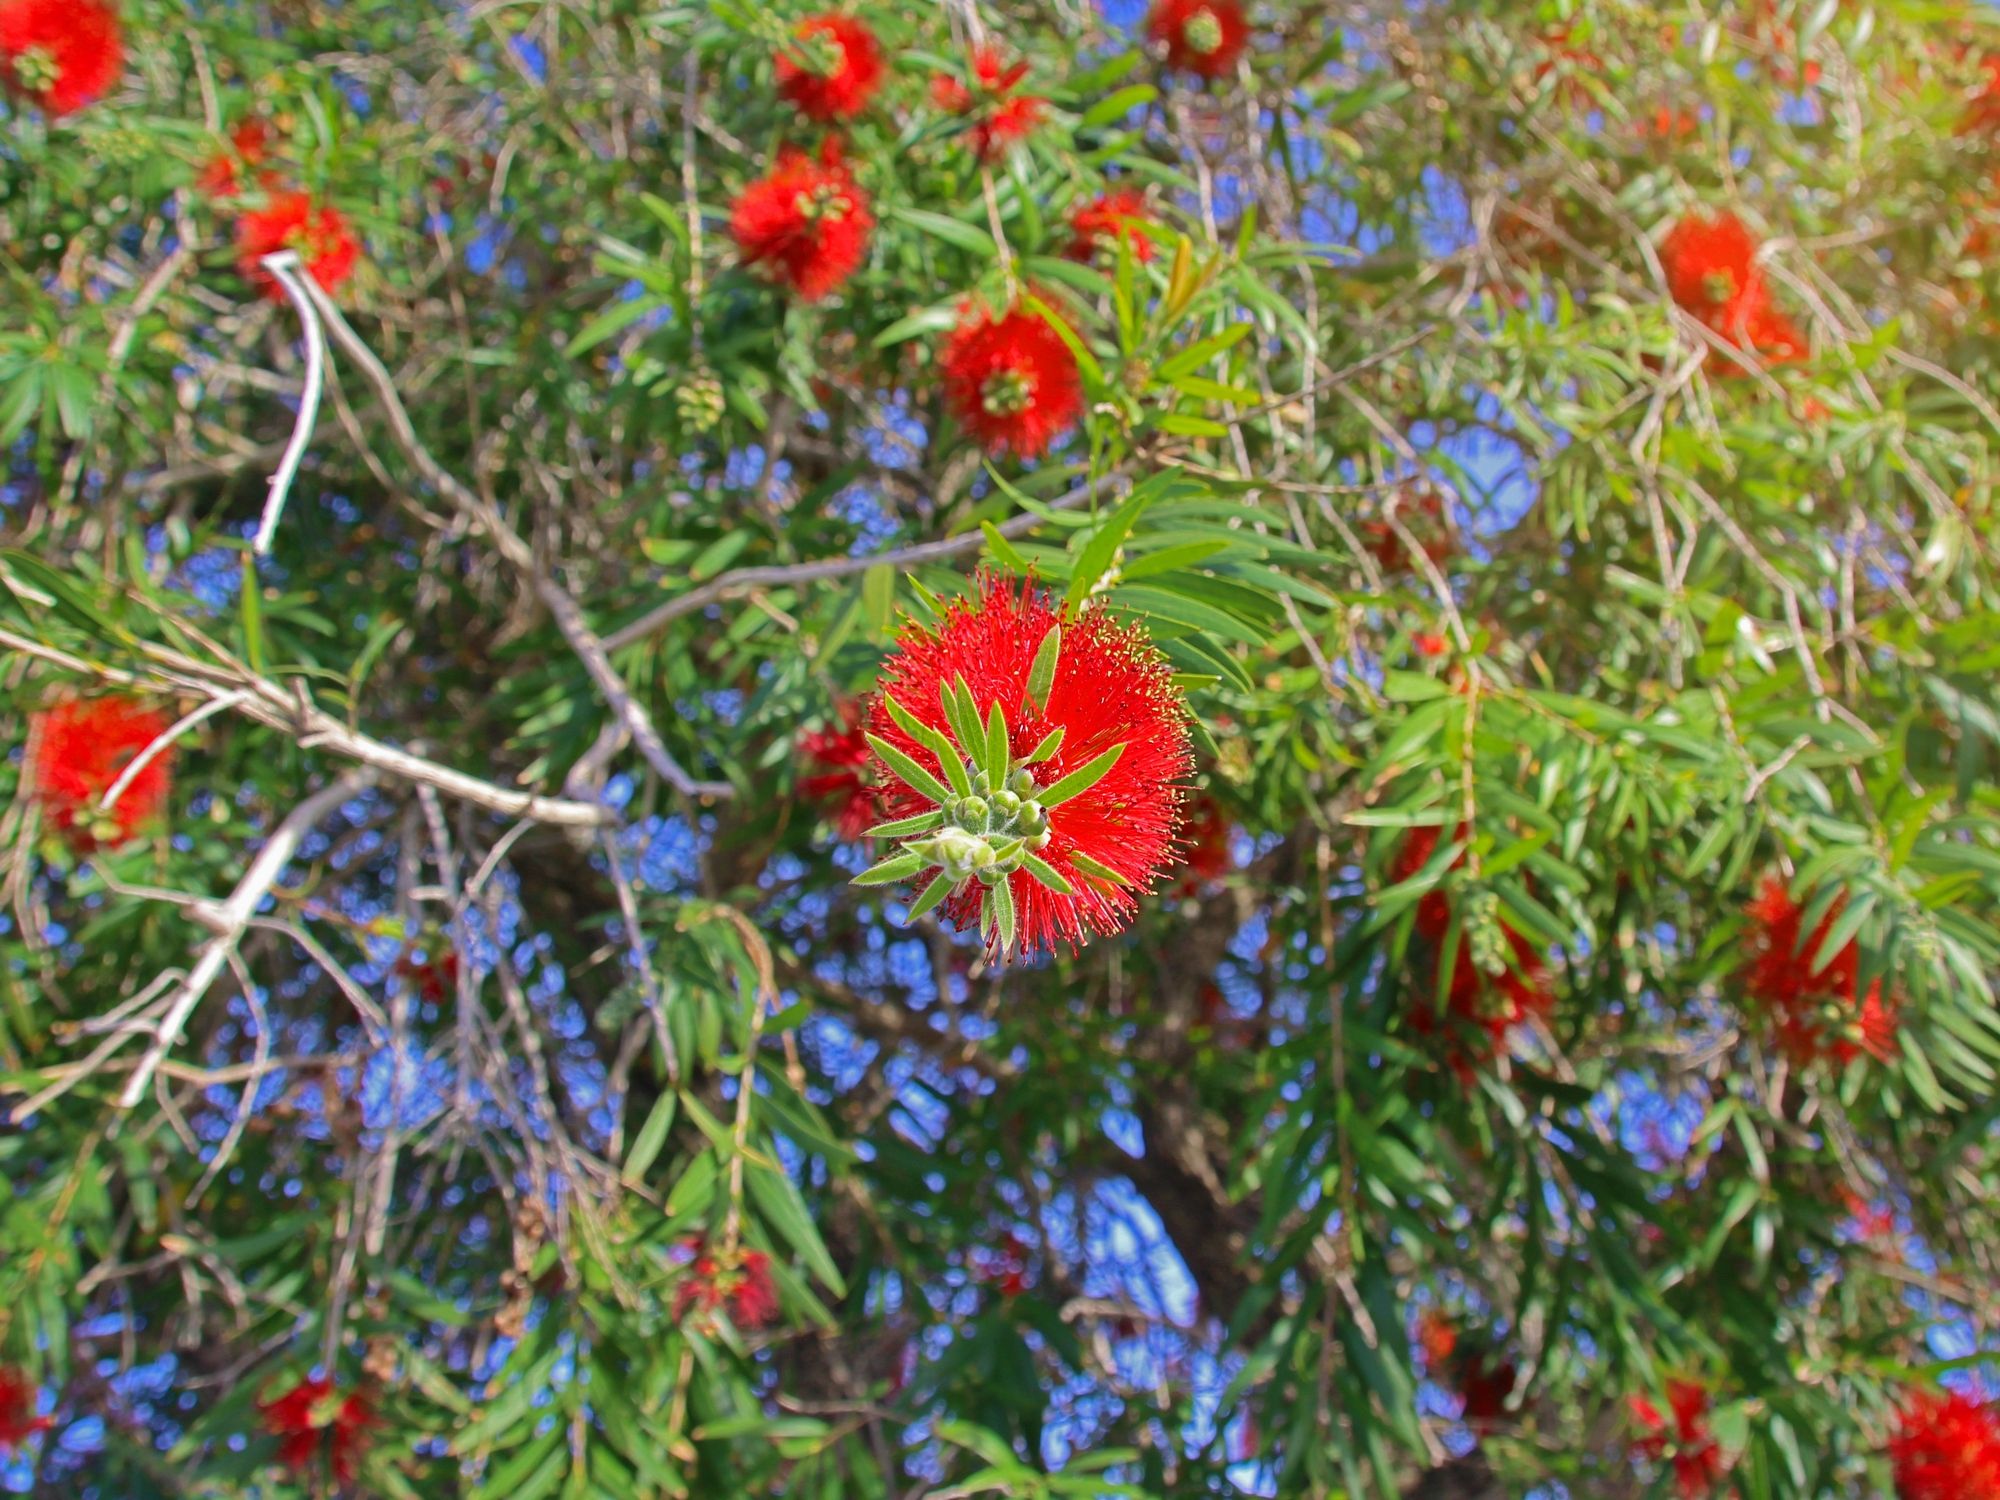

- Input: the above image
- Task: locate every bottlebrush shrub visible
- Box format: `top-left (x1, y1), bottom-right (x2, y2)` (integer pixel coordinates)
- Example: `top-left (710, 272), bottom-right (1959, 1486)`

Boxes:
top-left (1629, 1380), bottom-right (1727, 1497)
top-left (1658, 211), bottom-right (1808, 372)
top-left (1890, 1388), bottom-right (2000, 1499)
top-left (729, 142), bottom-right (874, 302)
top-left (1065, 189), bottom-right (1155, 263)
top-left (937, 300), bottom-right (1083, 458)
top-left (26, 697), bottom-right (172, 852)
top-left (774, 13), bottom-right (883, 122)
top-left (1146, 0), bottom-right (1249, 79)
top-left (929, 47), bottom-right (1044, 160)
top-left (196, 117), bottom-right (273, 199)
top-left (857, 575), bottom-right (1192, 958)
top-left (797, 701), bottom-right (878, 840)
top-left (258, 1377), bottom-right (374, 1482)
top-left (1741, 875), bottom-right (1900, 1067)
top-left (672, 1241), bottom-right (779, 1329)
top-left (0, 0), bottom-right (122, 117)
top-left (0, 1367), bottom-right (50, 1450)
top-left (1388, 825), bottom-right (1553, 1068)
top-left (236, 192), bottom-right (361, 299)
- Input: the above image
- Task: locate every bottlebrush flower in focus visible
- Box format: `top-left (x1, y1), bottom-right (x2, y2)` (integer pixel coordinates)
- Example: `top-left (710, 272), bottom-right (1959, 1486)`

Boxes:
top-left (1741, 875), bottom-right (1899, 1067)
top-left (798, 701), bottom-right (879, 840)
top-left (938, 301), bottom-right (1083, 459)
top-left (1659, 211), bottom-right (1808, 372)
top-left (0, 1367), bottom-right (50, 1450)
top-left (774, 13), bottom-right (882, 122)
top-left (236, 192), bottom-right (360, 299)
top-left (729, 142), bottom-right (873, 302)
top-left (931, 48), bottom-right (1044, 160)
top-left (27, 697), bottom-right (172, 852)
top-left (1389, 825), bottom-right (1552, 1068)
top-left (1146, 0), bottom-right (1248, 79)
top-left (1066, 189), bottom-right (1155, 263)
top-left (0, 0), bottom-right (121, 117)
top-left (1630, 1380), bottom-right (1726, 1498)
top-left (196, 117), bottom-right (273, 199)
top-left (673, 1241), bottom-right (779, 1329)
top-left (259, 1377), bottom-right (373, 1482)
top-left (860, 575), bottom-right (1193, 957)
top-left (1890, 1388), bottom-right (2000, 1499)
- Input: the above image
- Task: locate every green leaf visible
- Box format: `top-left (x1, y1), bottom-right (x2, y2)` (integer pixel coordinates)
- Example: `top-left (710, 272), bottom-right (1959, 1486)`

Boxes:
top-left (853, 850), bottom-right (927, 887)
top-left (905, 869), bottom-right (958, 922)
top-left (864, 811), bottom-right (945, 839)
top-left (1070, 851), bottom-right (1132, 887)
top-left (1024, 726), bottom-right (1066, 763)
top-left (990, 872), bottom-right (1017, 952)
top-left (982, 701), bottom-right (1010, 782)
top-left (1025, 624), bottom-right (1062, 711)
top-left (621, 1090), bottom-right (677, 1182)
top-left (1037, 743), bottom-right (1125, 807)
top-left (1066, 484), bottom-right (1156, 608)
top-left (1021, 850), bottom-right (1075, 894)
top-left (863, 732), bottom-right (951, 803)
top-left (1078, 84), bottom-right (1158, 128)
top-left (981, 519), bottom-right (1030, 570)
top-left (888, 207), bottom-right (998, 257)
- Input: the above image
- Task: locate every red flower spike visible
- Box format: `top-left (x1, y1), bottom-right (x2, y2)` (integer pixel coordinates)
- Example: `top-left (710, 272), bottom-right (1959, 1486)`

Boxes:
top-left (236, 192), bottom-right (360, 300)
top-left (1066, 189), bottom-right (1155, 263)
top-left (1741, 875), bottom-right (1898, 1067)
top-left (198, 117), bottom-right (273, 200)
top-left (1146, 0), bottom-right (1249, 79)
top-left (933, 47), bottom-right (1044, 160)
top-left (1389, 826), bottom-right (1553, 1069)
top-left (1660, 212), bottom-right (1760, 324)
top-left (729, 142), bottom-right (873, 302)
top-left (27, 697), bottom-right (172, 853)
top-left (939, 302), bottom-right (1082, 459)
top-left (259, 1378), bottom-right (374, 1483)
top-left (1890, 1389), bottom-right (2000, 1499)
top-left (1629, 1381), bottom-right (1725, 1497)
top-left (1414, 631), bottom-right (1449, 658)
top-left (864, 575), bottom-right (1193, 958)
top-left (673, 1241), bottom-right (779, 1330)
top-left (799, 701), bottom-right (879, 840)
top-left (1457, 1352), bottom-right (1517, 1429)
top-left (774, 13), bottom-right (883, 122)
top-left (0, 1367), bottom-right (51, 1451)
top-left (1175, 794), bottom-right (1230, 894)
top-left (1416, 1310), bottom-right (1458, 1368)
top-left (0, 0), bottom-right (121, 117)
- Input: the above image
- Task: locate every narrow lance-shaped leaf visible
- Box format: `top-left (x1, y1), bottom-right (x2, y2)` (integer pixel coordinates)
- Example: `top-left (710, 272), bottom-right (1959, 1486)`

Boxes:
top-left (1024, 726), bottom-right (1066, 764)
top-left (1022, 850), bottom-right (1076, 895)
top-left (865, 810), bottom-right (945, 840)
top-left (1070, 851), bottom-right (1133, 887)
top-left (991, 872), bottom-right (1018, 952)
top-left (983, 701), bottom-right (1010, 783)
top-left (941, 676), bottom-right (986, 763)
top-left (1025, 625), bottom-right (1062, 713)
top-left (865, 732), bottom-right (952, 804)
top-left (885, 693), bottom-right (973, 798)
top-left (853, 850), bottom-right (927, 887)
top-left (905, 869), bottom-right (958, 923)
top-left (1038, 743), bottom-right (1126, 808)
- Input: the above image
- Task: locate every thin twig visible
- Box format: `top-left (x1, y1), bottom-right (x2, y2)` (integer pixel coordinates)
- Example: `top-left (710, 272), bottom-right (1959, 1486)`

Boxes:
top-left (252, 253), bottom-right (328, 555)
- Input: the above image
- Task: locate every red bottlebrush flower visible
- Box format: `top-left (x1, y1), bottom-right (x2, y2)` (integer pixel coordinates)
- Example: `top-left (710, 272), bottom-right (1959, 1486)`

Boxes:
top-left (27, 697), bottom-right (172, 853)
top-left (259, 1378), bottom-right (374, 1483)
top-left (1890, 1389), bottom-right (2000, 1499)
top-left (1414, 631), bottom-right (1449, 658)
top-left (1630, 1381), bottom-right (1726, 1498)
top-left (1457, 1352), bottom-right (1517, 1428)
top-left (1660, 212), bottom-right (1761, 324)
top-left (729, 142), bottom-right (873, 302)
top-left (1962, 53), bottom-right (2000, 137)
top-left (236, 192), bottom-right (360, 300)
top-left (799, 701), bottom-right (879, 840)
top-left (197, 117), bottom-right (273, 199)
top-left (774, 13), bottom-right (883, 122)
top-left (1175, 794), bottom-right (1231, 893)
top-left (1146, 0), bottom-right (1249, 79)
top-left (673, 1242), bottom-right (779, 1329)
top-left (1840, 1187), bottom-right (1896, 1244)
top-left (1742, 875), bottom-right (1896, 1066)
top-left (392, 948), bottom-right (460, 1004)
top-left (1360, 486), bottom-right (1456, 575)
top-left (933, 47), bottom-right (1045, 160)
top-left (1389, 826), bottom-right (1553, 1067)
top-left (865, 575), bottom-right (1193, 958)
top-left (1533, 23), bottom-right (1604, 104)
top-left (938, 302), bottom-right (1083, 459)
top-left (1416, 1310), bottom-right (1458, 1368)
top-left (0, 0), bottom-right (122, 117)
top-left (1645, 104), bottom-right (1701, 140)
top-left (0, 1367), bottom-right (50, 1450)
top-left (1066, 189), bottom-right (1156, 263)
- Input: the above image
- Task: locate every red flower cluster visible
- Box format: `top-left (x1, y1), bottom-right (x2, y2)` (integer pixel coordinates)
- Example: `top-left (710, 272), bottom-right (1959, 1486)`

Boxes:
top-left (730, 142), bottom-right (873, 301)
top-left (798, 701), bottom-right (879, 840)
top-left (1890, 1389), bottom-right (2000, 1499)
top-left (972, 1234), bottom-right (1032, 1298)
top-left (392, 947), bottom-right (460, 1004)
top-left (1146, 0), bottom-right (1248, 79)
top-left (1389, 825), bottom-right (1552, 1067)
top-left (1416, 1314), bottom-right (1515, 1428)
top-left (1533, 23), bottom-right (1603, 105)
top-left (0, 0), bottom-right (122, 117)
top-left (1741, 876), bottom-right (1899, 1067)
top-left (260, 1377), bottom-right (373, 1483)
top-left (1747, 0), bottom-right (1822, 89)
top-left (931, 48), bottom-right (1045, 160)
top-left (673, 1242), bottom-right (779, 1329)
top-left (27, 697), bottom-right (172, 853)
top-left (1175, 794), bottom-right (1230, 893)
top-left (1066, 189), bottom-right (1155, 263)
top-left (1658, 211), bottom-right (1807, 372)
top-left (0, 1367), bottom-right (50, 1450)
top-left (1962, 51), bottom-right (2000, 136)
top-left (775, 13), bottom-right (883, 122)
top-left (868, 576), bottom-right (1193, 956)
top-left (1360, 486), bottom-right (1456, 575)
top-left (1630, 1380), bottom-right (1726, 1498)
top-left (939, 302), bottom-right (1082, 458)
top-left (236, 192), bottom-right (361, 299)
top-left (197, 117), bottom-right (274, 199)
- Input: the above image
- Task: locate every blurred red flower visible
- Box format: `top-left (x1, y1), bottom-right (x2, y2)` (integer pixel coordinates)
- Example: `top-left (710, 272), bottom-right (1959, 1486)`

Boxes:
top-left (775, 13), bottom-right (883, 122)
top-left (0, 0), bottom-right (121, 117)
top-left (1890, 1389), bottom-right (2000, 1500)
top-left (236, 192), bottom-right (360, 299)
top-left (799, 701), bottom-right (879, 840)
top-left (730, 141), bottom-right (873, 302)
top-left (932, 47), bottom-right (1045, 160)
top-left (260, 1377), bottom-right (373, 1483)
top-left (0, 1367), bottom-right (50, 1450)
top-left (198, 117), bottom-right (273, 199)
top-left (1630, 1380), bottom-right (1726, 1497)
top-left (674, 1242), bottom-right (779, 1329)
top-left (1067, 189), bottom-right (1155, 263)
top-left (1660, 212), bottom-right (1808, 373)
top-left (1743, 876), bottom-right (1899, 1066)
top-left (1146, 0), bottom-right (1249, 79)
top-left (939, 302), bottom-right (1082, 459)
top-left (28, 697), bottom-right (172, 852)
